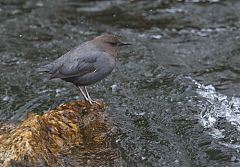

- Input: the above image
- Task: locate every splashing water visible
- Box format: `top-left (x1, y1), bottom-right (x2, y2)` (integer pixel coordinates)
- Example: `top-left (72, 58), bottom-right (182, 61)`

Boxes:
top-left (188, 77), bottom-right (240, 149)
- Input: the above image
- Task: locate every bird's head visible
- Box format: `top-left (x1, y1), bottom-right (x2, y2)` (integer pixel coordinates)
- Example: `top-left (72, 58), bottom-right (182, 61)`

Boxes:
top-left (93, 34), bottom-right (131, 56)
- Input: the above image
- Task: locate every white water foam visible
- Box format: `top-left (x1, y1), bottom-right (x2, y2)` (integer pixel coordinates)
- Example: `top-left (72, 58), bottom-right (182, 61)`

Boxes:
top-left (187, 77), bottom-right (240, 148)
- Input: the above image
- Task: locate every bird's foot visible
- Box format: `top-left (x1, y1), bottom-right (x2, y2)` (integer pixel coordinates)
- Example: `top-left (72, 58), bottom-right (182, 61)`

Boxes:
top-left (87, 99), bottom-right (101, 106)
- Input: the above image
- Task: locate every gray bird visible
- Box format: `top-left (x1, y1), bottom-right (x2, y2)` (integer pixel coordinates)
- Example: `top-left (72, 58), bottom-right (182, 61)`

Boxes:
top-left (38, 34), bottom-right (130, 104)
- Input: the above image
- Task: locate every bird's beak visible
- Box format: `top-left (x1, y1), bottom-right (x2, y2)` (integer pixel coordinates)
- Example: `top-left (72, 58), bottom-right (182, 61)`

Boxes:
top-left (119, 42), bottom-right (132, 46)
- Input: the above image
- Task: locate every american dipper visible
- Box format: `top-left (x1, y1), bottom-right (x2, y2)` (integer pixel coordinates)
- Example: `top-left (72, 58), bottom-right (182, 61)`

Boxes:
top-left (39, 34), bottom-right (130, 104)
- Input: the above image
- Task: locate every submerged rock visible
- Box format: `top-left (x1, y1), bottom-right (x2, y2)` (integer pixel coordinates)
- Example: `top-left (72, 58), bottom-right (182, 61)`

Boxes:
top-left (0, 101), bottom-right (121, 166)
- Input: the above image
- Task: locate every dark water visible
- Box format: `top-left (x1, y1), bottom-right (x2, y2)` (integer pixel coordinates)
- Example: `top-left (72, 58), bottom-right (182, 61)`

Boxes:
top-left (1, 0), bottom-right (240, 166)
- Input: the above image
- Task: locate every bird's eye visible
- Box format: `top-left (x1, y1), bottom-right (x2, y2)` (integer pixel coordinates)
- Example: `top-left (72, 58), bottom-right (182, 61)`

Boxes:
top-left (106, 42), bottom-right (118, 46)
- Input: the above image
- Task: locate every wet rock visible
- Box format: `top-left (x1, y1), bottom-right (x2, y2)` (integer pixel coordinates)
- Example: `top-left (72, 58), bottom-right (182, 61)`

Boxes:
top-left (0, 101), bottom-right (121, 166)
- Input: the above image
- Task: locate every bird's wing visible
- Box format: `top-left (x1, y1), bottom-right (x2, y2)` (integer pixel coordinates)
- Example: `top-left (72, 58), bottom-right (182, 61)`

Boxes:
top-left (49, 54), bottom-right (98, 79)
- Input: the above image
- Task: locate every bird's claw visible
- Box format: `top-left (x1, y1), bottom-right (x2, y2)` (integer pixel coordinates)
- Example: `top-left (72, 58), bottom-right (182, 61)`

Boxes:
top-left (88, 99), bottom-right (101, 106)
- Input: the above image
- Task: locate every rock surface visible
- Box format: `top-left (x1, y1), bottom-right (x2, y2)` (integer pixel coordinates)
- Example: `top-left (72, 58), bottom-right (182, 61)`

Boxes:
top-left (0, 101), bottom-right (120, 166)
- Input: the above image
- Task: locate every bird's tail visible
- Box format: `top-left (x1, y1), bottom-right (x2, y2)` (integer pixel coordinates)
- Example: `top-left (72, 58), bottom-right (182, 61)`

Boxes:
top-left (37, 64), bottom-right (52, 72)
top-left (37, 67), bottom-right (49, 72)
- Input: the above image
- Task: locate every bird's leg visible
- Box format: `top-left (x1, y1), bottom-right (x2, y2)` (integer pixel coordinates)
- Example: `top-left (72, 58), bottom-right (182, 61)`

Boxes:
top-left (84, 86), bottom-right (101, 105)
top-left (78, 86), bottom-right (89, 102)
top-left (84, 86), bottom-right (93, 105)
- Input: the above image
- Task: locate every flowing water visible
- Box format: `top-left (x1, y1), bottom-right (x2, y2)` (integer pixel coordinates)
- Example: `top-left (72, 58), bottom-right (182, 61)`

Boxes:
top-left (0, 0), bottom-right (240, 166)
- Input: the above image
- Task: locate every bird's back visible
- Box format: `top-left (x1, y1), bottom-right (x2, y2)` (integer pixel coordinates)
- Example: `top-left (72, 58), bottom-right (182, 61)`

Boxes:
top-left (39, 41), bottom-right (98, 74)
